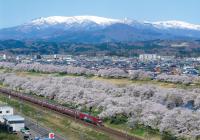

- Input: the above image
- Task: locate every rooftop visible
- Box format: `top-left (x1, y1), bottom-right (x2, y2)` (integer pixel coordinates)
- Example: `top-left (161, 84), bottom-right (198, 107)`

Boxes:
top-left (4, 115), bottom-right (24, 121)
top-left (0, 106), bottom-right (13, 110)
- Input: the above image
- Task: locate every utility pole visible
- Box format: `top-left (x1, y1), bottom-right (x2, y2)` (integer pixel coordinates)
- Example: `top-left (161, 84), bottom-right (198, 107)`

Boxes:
top-left (75, 111), bottom-right (76, 120)
top-left (20, 99), bottom-right (22, 113)
top-left (80, 131), bottom-right (84, 140)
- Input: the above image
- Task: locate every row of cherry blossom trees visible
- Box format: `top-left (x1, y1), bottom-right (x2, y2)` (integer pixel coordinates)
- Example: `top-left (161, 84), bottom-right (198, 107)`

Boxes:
top-left (1, 62), bottom-right (199, 84)
top-left (0, 72), bottom-right (200, 138)
top-left (0, 62), bottom-right (153, 80)
top-left (156, 73), bottom-right (200, 85)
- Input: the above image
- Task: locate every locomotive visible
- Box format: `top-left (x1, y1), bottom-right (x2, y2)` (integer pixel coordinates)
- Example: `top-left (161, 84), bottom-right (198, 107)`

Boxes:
top-left (79, 112), bottom-right (102, 125)
top-left (0, 88), bottom-right (103, 126)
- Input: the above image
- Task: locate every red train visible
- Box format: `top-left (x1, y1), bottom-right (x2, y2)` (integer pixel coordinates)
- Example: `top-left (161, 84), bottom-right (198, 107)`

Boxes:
top-left (0, 88), bottom-right (103, 126)
top-left (79, 112), bottom-right (102, 125)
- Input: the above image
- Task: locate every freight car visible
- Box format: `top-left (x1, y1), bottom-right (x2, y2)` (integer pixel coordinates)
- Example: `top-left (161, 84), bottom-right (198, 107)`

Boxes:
top-left (0, 88), bottom-right (103, 125)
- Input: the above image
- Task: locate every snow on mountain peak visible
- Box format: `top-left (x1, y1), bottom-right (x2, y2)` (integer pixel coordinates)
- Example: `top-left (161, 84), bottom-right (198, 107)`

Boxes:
top-left (29, 16), bottom-right (121, 26)
top-left (25, 16), bottom-right (200, 31)
top-left (151, 20), bottom-right (200, 30)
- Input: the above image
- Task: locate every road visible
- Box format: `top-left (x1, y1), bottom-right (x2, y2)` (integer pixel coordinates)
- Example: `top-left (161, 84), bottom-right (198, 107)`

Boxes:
top-left (24, 118), bottom-right (67, 140)
top-left (14, 113), bottom-right (67, 140)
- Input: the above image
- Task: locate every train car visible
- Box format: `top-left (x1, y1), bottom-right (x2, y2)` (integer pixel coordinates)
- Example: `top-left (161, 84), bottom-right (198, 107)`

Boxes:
top-left (63, 108), bottom-right (76, 117)
top-left (79, 112), bottom-right (102, 125)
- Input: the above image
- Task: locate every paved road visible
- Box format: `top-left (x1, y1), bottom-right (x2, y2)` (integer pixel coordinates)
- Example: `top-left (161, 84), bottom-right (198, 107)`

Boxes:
top-left (14, 110), bottom-right (67, 140)
top-left (24, 118), bottom-right (67, 140)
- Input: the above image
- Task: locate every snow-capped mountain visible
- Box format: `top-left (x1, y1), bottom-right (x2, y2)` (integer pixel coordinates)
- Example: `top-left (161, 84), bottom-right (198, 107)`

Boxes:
top-left (151, 20), bottom-right (200, 30)
top-left (26, 16), bottom-right (200, 30)
top-left (0, 16), bottom-right (200, 42)
top-left (29, 16), bottom-right (121, 26)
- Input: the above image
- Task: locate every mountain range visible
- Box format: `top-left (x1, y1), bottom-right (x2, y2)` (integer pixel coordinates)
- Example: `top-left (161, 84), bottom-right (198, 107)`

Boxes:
top-left (1, 16), bottom-right (200, 43)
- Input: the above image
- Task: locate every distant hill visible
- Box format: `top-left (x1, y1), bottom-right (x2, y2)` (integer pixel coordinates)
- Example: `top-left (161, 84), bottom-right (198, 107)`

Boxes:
top-left (1, 39), bottom-right (200, 57)
top-left (1, 16), bottom-right (200, 42)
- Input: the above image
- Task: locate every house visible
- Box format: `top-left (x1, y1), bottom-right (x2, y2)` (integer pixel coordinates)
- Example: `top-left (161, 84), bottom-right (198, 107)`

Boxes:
top-left (0, 106), bottom-right (14, 123)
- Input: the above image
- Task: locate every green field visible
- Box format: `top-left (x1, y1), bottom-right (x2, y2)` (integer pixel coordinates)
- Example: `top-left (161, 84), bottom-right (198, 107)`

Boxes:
top-left (0, 129), bottom-right (20, 140)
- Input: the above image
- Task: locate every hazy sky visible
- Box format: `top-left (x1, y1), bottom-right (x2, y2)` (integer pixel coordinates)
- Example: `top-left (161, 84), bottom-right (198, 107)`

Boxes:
top-left (0, 0), bottom-right (200, 28)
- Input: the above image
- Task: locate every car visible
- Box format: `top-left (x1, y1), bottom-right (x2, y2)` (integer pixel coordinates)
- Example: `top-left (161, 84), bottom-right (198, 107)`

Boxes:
top-left (21, 126), bottom-right (30, 133)
top-left (23, 135), bottom-right (30, 140)
top-left (24, 131), bottom-right (31, 135)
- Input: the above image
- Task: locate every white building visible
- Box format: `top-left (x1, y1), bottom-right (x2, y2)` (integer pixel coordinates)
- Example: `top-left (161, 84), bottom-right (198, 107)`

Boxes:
top-left (3, 54), bottom-right (7, 60)
top-left (54, 54), bottom-right (58, 59)
top-left (139, 54), bottom-right (160, 61)
top-left (160, 55), bottom-right (175, 61)
top-left (0, 106), bottom-right (14, 123)
top-left (16, 56), bottom-right (20, 61)
top-left (4, 115), bottom-right (25, 132)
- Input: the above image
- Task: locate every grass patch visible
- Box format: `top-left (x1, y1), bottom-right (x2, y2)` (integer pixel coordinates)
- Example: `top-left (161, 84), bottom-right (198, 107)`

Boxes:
top-left (105, 120), bottom-right (161, 140)
top-left (0, 132), bottom-right (20, 140)
top-left (0, 129), bottom-right (20, 140)
top-left (90, 76), bottom-right (200, 89)
top-left (90, 76), bottom-right (134, 86)
top-left (103, 116), bottom-right (149, 138)
top-left (15, 71), bottom-right (49, 77)
top-left (104, 121), bottom-right (183, 140)
top-left (53, 73), bottom-right (78, 77)
top-left (104, 114), bottom-right (128, 125)
top-left (104, 122), bottom-right (145, 138)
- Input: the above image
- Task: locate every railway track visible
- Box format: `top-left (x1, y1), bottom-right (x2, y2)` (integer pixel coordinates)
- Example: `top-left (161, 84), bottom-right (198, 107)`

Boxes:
top-left (0, 88), bottom-right (143, 140)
